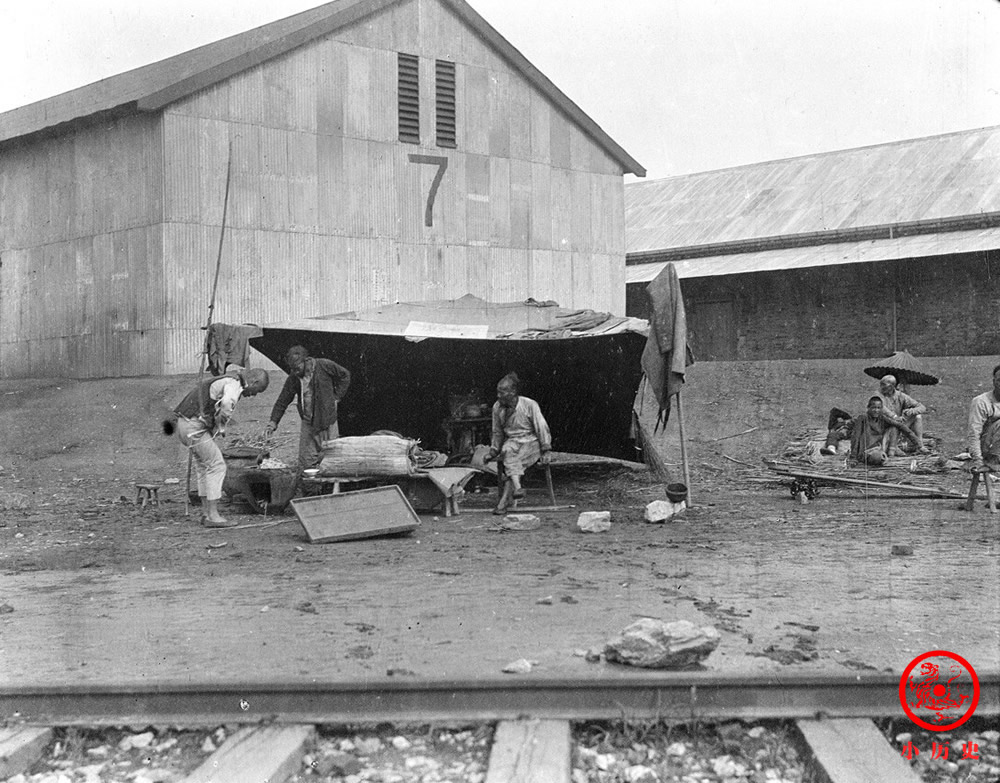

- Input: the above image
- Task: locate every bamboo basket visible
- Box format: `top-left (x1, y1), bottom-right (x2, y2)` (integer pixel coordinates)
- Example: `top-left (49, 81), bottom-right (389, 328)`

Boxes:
top-left (318, 435), bottom-right (417, 477)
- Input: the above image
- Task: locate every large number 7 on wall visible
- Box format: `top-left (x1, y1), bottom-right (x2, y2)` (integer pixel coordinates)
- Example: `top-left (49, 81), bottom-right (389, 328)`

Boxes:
top-left (408, 154), bottom-right (449, 227)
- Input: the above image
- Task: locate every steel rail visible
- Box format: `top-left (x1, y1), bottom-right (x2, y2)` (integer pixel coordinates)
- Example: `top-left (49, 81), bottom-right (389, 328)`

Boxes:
top-left (2, 672), bottom-right (997, 726)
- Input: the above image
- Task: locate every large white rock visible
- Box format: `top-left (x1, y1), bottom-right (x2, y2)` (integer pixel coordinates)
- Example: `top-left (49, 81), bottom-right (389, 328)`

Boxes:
top-left (577, 511), bottom-right (611, 532)
top-left (644, 499), bottom-right (686, 523)
top-left (603, 618), bottom-right (720, 669)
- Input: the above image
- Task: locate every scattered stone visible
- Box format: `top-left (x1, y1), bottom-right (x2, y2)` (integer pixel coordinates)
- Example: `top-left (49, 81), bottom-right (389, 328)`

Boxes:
top-left (0, 603), bottom-right (14, 614)
top-left (85, 746), bottom-right (110, 757)
top-left (891, 544), bottom-right (914, 556)
top-left (200, 737), bottom-right (216, 753)
top-left (604, 618), bottom-right (720, 669)
top-left (666, 741), bottom-right (686, 756)
top-left (163, 478), bottom-right (180, 484)
top-left (316, 751), bottom-right (362, 777)
top-left (391, 736), bottom-right (412, 750)
top-left (500, 514), bottom-right (541, 530)
top-left (644, 499), bottom-right (686, 524)
top-left (118, 731), bottom-right (154, 751)
top-left (584, 647), bottom-right (603, 662)
top-left (134, 770), bottom-right (173, 783)
top-left (536, 596), bottom-right (554, 605)
top-left (625, 764), bottom-right (658, 782)
top-left (747, 726), bottom-right (766, 739)
top-left (895, 732), bottom-right (912, 744)
top-left (354, 737), bottom-right (383, 755)
top-left (577, 511), bottom-right (611, 533)
top-left (501, 658), bottom-right (537, 674)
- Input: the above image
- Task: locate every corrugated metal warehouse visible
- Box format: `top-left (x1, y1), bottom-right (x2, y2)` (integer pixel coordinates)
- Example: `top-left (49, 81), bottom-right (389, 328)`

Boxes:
top-left (0, 0), bottom-right (643, 379)
top-left (625, 126), bottom-right (1000, 361)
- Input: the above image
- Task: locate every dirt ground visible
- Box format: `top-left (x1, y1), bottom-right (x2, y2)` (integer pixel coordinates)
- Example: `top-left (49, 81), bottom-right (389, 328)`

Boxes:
top-left (0, 356), bottom-right (997, 688)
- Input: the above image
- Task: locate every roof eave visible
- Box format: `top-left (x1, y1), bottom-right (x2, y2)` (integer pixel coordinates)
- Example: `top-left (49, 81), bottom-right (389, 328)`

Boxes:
top-left (138, 0), bottom-right (405, 111)
top-left (441, 0), bottom-right (645, 177)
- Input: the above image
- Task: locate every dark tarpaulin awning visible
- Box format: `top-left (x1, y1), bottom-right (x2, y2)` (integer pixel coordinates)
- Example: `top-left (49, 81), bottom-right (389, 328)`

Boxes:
top-left (250, 296), bottom-right (649, 461)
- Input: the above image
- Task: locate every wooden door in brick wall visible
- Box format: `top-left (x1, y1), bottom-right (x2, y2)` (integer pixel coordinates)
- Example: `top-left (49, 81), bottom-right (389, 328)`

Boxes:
top-left (689, 299), bottom-right (737, 360)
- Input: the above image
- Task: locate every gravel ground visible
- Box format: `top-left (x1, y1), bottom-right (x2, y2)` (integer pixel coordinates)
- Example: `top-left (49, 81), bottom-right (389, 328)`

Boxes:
top-left (6, 719), bottom-right (999, 783)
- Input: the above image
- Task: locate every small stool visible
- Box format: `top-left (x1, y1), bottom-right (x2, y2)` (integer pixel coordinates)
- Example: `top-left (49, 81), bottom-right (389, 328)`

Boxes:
top-left (966, 470), bottom-right (996, 513)
top-left (135, 483), bottom-right (161, 508)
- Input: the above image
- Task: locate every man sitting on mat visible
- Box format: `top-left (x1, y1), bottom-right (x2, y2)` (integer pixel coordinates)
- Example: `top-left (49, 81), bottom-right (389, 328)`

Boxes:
top-left (485, 372), bottom-right (551, 515)
top-left (968, 364), bottom-right (1000, 474)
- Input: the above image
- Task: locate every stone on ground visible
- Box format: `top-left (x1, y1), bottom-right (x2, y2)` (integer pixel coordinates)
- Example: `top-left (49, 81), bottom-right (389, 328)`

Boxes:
top-left (603, 618), bottom-right (720, 668)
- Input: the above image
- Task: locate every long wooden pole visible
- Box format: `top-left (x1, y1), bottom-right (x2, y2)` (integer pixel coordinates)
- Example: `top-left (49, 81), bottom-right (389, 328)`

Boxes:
top-left (676, 390), bottom-right (692, 506)
top-left (185, 140), bottom-right (234, 516)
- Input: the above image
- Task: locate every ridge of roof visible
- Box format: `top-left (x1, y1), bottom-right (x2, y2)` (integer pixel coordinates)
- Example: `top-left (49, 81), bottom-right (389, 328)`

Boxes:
top-left (628, 124), bottom-right (1000, 187)
top-left (0, 0), bottom-right (644, 175)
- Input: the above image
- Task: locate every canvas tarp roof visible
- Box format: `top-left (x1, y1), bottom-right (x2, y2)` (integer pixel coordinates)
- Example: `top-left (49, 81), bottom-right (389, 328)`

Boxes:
top-left (250, 296), bottom-right (650, 461)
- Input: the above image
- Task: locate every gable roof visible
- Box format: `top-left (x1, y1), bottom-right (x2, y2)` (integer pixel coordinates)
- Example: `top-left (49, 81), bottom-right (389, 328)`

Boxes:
top-left (0, 0), bottom-right (644, 176)
top-left (626, 125), bottom-right (1000, 271)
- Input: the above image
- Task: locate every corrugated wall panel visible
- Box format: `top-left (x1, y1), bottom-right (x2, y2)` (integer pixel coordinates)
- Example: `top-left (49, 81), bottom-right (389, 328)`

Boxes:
top-left (441, 152), bottom-right (467, 246)
top-left (551, 168), bottom-right (573, 251)
top-left (396, 144), bottom-right (427, 243)
top-left (465, 153), bottom-right (490, 243)
top-left (463, 66), bottom-right (490, 155)
top-left (529, 92), bottom-right (551, 165)
top-left (316, 44), bottom-right (346, 136)
top-left (370, 142), bottom-right (397, 237)
top-left (549, 250), bottom-right (575, 308)
top-left (288, 129), bottom-right (320, 231)
top-left (369, 48), bottom-right (396, 144)
top-left (571, 251), bottom-right (594, 309)
top-left (343, 137), bottom-right (372, 236)
top-left (530, 162), bottom-right (552, 250)
top-left (489, 156), bottom-right (511, 245)
top-left (509, 158), bottom-right (532, 249)
top-left (197, 119), bottom-right (230, 227)
top-left (344, 45), bottom-right (372, 140)
top-left (465, 245), bottom-right (489, 299)
top-left (489, 71), bottom-right (510, 159)
top-left (571, 169), bottom-right (592, 253)
top-left (163, 114), bottom-right (202, 224)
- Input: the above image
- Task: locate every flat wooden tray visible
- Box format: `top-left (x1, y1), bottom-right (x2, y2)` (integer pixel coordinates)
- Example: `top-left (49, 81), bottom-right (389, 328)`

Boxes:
top-left (289, 484), bottom-right (420, 543)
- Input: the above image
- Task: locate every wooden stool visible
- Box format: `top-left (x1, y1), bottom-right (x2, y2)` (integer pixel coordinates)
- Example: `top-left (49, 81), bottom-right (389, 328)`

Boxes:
top-left (966, 470), bottom-right (997, 513)
top-left (135, 483), bottom-right (160, 508)
top-left (497, 460), bottom-right (557, 510)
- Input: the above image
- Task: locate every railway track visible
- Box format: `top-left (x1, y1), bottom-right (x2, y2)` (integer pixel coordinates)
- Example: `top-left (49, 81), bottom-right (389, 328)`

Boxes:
top-left (2, 672), bottom-right (997, 782)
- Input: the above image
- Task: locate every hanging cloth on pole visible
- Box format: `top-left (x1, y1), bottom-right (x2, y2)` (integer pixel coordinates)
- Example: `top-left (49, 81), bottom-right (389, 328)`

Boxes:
top-left (640, 262), bottom-right (694, 431)
top-left (206, 322), bottom-right (264, 375)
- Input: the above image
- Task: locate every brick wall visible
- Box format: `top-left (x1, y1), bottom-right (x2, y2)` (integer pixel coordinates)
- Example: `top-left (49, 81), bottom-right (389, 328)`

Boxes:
top-left (626, 250), bottom-right (1000, 359)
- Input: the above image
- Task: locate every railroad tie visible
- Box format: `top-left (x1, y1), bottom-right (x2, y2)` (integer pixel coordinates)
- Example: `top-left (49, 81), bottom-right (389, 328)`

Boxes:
top-left (485, 719), bottom-right (571, 783)
top-left (0, 726), bottom-right (53, 779)
top-left (181, 725), bottom-right (314, 783)
top-left (795, 718), bottom-right (922, 783)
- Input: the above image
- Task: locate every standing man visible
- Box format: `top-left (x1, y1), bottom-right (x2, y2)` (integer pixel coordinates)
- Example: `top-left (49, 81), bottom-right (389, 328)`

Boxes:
top-left (171, 368), bottom-right (270, 527)
top-left (486, 372), bottom-right (552, 514)
top-left (968, 364), bottom-right (1000, 473)
top-left (877, 374), bottom-right (929, 455)
top-left (265, 345), bottom-right (351, 469)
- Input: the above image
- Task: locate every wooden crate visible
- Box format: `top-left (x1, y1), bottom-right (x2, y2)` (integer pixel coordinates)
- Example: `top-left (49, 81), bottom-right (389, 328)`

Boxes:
top-left (290, 485), bottom-right (420, 543)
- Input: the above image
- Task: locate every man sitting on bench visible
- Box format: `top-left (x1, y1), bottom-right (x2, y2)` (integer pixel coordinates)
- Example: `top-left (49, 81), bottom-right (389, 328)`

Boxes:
top-left (485, 372), bottom-right (551, 515)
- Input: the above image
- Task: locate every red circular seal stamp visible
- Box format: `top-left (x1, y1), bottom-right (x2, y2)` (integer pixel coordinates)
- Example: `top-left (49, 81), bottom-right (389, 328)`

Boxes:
top-left (899, 650), bottom-right (979, 731)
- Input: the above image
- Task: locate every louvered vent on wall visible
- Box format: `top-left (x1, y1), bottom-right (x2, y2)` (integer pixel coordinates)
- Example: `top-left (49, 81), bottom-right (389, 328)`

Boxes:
top-left (398, 53), bottom-right (420, 144)
top-left (435, 60), bottom-right (457, 148)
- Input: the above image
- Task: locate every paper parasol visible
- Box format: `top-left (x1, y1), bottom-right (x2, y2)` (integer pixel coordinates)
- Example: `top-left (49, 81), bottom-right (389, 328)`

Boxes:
top-left (863, 350), bottom-right (940, 386)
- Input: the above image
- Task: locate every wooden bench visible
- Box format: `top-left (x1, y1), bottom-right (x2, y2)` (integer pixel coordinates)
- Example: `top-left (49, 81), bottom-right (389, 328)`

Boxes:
top-left (303, 467), bottom-right (479, 517)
